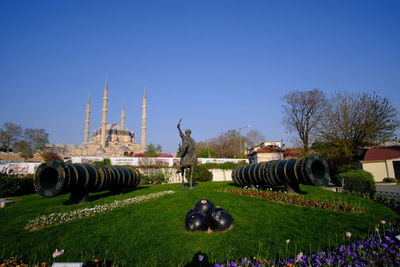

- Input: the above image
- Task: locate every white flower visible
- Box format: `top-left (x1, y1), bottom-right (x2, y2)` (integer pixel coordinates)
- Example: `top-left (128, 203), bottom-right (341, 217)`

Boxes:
top-left (52, 249), bottom-right (64, 258)
top-left (26, 190), bottom-right (175, 230)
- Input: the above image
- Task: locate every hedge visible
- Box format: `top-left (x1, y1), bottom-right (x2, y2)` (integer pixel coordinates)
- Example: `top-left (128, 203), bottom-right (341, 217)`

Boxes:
top-left (0, 177), bottom-right (35, 198)
top-left (338, 169), bottom-right (376, 198)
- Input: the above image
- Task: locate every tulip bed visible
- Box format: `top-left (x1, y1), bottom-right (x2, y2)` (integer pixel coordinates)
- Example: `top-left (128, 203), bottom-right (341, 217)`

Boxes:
top-left (0, 182), bottom-right (399, 266)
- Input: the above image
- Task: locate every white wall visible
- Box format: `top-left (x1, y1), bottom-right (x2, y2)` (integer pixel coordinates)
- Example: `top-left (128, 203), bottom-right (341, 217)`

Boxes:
top-left (361, 158), bottom-right (400, 182)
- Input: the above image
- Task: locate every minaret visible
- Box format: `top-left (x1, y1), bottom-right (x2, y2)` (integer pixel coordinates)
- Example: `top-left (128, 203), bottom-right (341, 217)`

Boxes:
top-left (100, 78), bottom-right (109, 148)
top-left (121, 105), bottom-right (125, 128)
top-left (141, 88), bottom-right (147, 151)
top-left (84, 96), bottom-right (90, 144)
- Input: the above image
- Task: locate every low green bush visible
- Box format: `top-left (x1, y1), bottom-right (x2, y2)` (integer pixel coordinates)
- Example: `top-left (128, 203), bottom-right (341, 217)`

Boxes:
top-left (189, 165), bottom-right (213, 182)
top-left (140, 172), bottom-right (165, 184)
top-left (338, 169), bottom-right (376, 198)
top-left (201, 161), bottom-right (247, 170)
top-left (382, 177), bottom-right (397, 183)
top-left (0, 177), bottom-right (35, 197)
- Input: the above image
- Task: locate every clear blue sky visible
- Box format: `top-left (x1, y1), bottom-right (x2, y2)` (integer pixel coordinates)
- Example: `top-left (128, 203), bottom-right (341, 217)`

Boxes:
top-left (1, 0), bottom-right (399, 153)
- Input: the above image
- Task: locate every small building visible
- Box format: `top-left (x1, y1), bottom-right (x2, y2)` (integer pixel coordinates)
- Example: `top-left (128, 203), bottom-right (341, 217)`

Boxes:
top-left (247, 145), bottom-right (284, 164)
top-left (361, 146), bottom-right (400, 182)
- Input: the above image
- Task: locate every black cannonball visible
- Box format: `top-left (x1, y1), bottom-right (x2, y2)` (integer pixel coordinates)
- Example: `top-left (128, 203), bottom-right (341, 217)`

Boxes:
top-left (208, 210), bottom-right (234, 232)
top-left (186, 208), bottom-right (196, 219)
top-left (186, 211), bottom-right (208, 231)
top-left (194, 199), bottom-right (215, 215)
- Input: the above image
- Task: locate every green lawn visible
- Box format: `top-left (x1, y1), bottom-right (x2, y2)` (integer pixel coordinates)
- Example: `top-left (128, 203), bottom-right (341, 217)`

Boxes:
top-left (0, 182), bottom-right (398, 266)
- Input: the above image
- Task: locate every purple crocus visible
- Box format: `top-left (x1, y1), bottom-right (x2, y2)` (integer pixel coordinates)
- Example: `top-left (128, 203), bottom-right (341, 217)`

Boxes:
top-left (198, 254), bottom-right (204, 262)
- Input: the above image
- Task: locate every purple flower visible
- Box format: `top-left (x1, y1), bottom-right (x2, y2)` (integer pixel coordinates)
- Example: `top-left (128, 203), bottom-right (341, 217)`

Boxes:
top-left (198, 254), bottom-right (204, 262)
top-left (241, 258), bottom-right (249, 264)
top-left (296, 252), bottom-right (304, 263)
top-left (214, 264), bottom-right (224, 267)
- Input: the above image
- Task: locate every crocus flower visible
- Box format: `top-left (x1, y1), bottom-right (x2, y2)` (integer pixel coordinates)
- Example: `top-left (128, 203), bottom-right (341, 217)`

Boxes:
top-left (286, 239), bottom-right (291, 243)
top-left (380, 220), bottom-right (386, 224)
top-left (345, 232), bottom-right (352, 238)
top-left (52, 249), bottom-right (64, 258)
top-left (198, 254), bottom-right (204, 262)
top-left (295, 252), bottom-right (304, 263)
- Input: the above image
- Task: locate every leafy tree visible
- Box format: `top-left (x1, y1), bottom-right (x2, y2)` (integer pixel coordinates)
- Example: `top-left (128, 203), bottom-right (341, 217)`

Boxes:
top-left (20, 148), bottom-right (34, 160)
top-left (195, 141), bottom-right (218, 158)
top-left (12, 140), bottom-right (30, 153)
top-left (317, 92), bottom-right (400, 159)
top-left (12, 140), bottom-right (33, 160)
top-left (245, 129), bottom-right (266, 148)
top-left (0, 122), bottom-right (23, 152)
top-left (145, 143), bottom-right (162, 157)
top-left (282, 89), bottom-right (326, 152)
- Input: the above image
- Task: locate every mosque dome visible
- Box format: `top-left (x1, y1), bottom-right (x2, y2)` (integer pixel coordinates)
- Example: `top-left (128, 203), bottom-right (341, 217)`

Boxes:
top-left (118, 146), bottom-right (129, 151)
top-left (96, 147), bottom-right (106, 153)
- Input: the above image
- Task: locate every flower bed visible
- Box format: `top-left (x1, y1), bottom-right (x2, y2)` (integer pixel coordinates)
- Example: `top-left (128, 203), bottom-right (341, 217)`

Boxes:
top-left (25, 190), bottom-right (175, 231)
top-left (222, 188), bottom-right (365, 213)
top-left (212, 226), bottom-right (400, 266)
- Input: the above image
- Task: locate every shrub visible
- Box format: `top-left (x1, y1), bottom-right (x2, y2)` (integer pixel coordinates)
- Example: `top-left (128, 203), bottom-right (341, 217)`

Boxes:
top-left (382, 177), bottom-right (397, 183)
top-left (92, 158), bottom-right (111, 166)
top-left (338, 170), bottom-right (376, 198)
top-left (201, 161), bottom-right (247, 170)
top-left (190, 165), bottom-right (213, 182)
top-left (140, 173), bottom-right (165, 184)
top-left (0, 177), bottom-right (35, 197)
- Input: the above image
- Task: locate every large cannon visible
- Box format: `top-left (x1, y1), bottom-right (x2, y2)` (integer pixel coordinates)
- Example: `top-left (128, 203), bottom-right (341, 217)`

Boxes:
top-left (34, 160), bottom-right (141, 204)
top-left (232, 154), bottom-right (329, 193)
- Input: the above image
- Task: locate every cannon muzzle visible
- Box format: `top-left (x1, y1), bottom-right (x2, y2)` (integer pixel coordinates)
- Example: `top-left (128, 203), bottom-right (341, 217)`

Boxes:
top-left (232, 154), bottom-right (329, 193)
top-left (34, 160), bottom-right (141, 204)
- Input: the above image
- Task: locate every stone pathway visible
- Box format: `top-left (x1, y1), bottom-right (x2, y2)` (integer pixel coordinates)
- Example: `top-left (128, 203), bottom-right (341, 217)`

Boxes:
top-left (376, 184), bottom-right (400, 199)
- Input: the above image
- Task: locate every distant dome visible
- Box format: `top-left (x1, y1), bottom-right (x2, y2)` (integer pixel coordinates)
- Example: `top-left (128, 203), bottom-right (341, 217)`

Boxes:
top-left (96, 147), bottom-right (106, 153)
top-left (119, 146), bottom-right (129, 151)
top-left (92, 123), bottom-right (133, 138)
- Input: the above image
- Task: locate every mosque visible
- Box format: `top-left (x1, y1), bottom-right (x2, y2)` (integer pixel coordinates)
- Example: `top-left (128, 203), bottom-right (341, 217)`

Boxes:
top-left (46, 80), bottom-right (147, 157)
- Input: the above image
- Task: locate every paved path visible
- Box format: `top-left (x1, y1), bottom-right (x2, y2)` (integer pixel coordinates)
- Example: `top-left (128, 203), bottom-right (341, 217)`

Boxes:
top-left (376, 185), bottom-right (400, 193)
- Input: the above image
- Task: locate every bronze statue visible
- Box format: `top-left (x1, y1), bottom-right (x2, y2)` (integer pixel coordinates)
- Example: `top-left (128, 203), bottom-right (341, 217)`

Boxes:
top-left (177, 119), bottom-right (197, 189)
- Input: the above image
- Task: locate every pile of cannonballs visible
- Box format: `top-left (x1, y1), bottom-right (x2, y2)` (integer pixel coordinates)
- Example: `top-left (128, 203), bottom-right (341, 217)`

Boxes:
top-left (185, 199), bottom-right (234, 232)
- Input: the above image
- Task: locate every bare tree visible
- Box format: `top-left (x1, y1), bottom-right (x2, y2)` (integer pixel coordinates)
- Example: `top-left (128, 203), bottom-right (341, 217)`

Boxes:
top-left (282, 89), bottom-right (326, 151)
top-left (24, 128), bottom-right (49, 151)
top-left (317, 91), bottom-right (400, 157)
top-left (245, 129), bottom-right (266, 148)
top-left (0, 122), bottom-right (23, 152)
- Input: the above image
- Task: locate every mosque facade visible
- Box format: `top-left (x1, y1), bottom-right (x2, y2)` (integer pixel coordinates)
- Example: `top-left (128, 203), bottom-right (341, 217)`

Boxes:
top-left (46, 80), bottom-right (147, 157)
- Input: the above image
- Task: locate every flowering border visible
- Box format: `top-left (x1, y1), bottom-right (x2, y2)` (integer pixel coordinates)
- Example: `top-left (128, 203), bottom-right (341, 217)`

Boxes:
top-left (212, 225), bottom-right (400, 267)
top-left (25, 190), bottom-right (175, 231)
top-left (221, 188), bottom-right (366, 213)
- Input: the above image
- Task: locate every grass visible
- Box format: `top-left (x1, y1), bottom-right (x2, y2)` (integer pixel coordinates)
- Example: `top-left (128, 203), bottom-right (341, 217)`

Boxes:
top-left (0, 182), bottom-right (398, 266)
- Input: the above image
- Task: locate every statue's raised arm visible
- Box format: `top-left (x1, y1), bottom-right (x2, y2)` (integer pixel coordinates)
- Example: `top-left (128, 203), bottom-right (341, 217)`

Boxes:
top-left (177, 118), bottom-right (184, 137)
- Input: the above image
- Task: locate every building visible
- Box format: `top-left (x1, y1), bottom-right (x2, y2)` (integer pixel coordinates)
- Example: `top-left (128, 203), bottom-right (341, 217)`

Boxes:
top-left (361, 146), bottom-right (400, 182)
top-left (46, 79), bottom-right (147, 157)
top-left (247, 141), bottom-right (305, 164)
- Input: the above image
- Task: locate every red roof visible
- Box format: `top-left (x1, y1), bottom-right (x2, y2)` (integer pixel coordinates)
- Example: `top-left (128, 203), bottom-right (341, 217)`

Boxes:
top-left (363, 146), bottom-right (400, 161)
top-left (248, 145), bottom-right (283, 155)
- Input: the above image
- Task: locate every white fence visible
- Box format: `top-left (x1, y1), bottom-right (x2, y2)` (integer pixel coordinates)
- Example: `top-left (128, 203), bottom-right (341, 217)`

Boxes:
top-left (0, 157), bottom-right (242, 182)
top-left (70, 156), bottom-right (247, 167)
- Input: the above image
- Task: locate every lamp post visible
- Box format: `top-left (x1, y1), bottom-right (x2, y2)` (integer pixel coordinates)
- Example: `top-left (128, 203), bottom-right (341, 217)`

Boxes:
top-left (238, 125), bottom-right (251, 157)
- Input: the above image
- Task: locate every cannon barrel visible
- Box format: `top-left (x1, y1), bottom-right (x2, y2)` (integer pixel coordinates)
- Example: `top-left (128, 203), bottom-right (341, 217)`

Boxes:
top-left (34, 160), bottom-right (141, 204)
top-left (232, 154), bottom-right (329, 193)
